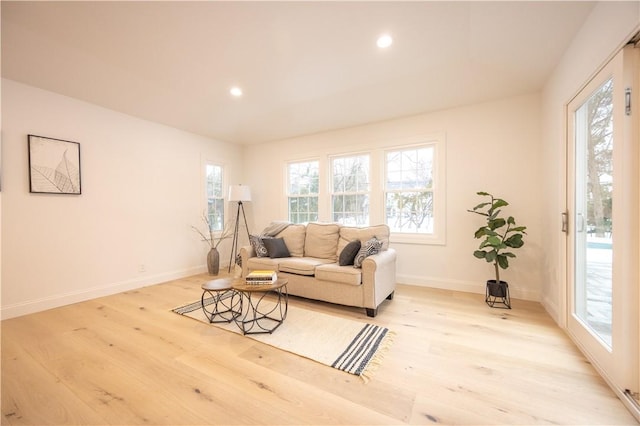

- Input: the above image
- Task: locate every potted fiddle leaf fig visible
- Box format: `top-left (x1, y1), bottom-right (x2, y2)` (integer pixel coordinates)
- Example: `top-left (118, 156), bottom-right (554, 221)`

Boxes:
top-left (467, 191), bottom-right (527, 308)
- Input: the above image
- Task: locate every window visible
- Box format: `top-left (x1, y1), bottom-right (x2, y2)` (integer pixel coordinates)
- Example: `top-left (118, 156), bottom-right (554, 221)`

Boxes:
top-left (283, 134), bottom-right (444, 243)
top-left (331, 154), bottom-right (370, 225)
top-left (206, 164), bottom-right (224, 231)
top-left (287, 160), bottom-right (319, 224)
top-left (385, 145), bottom-right (436, 234)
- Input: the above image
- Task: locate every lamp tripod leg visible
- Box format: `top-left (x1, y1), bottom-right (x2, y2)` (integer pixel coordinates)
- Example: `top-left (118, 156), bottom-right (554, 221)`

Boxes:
top-left (240, 202), bottom-right (250, 241)
top-left (228, 202), bottom-right (242, 273)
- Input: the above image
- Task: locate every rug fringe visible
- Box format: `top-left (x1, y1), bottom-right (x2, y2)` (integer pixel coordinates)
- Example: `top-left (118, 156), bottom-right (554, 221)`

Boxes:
top-left (359, 330), bottom-right (395, 383)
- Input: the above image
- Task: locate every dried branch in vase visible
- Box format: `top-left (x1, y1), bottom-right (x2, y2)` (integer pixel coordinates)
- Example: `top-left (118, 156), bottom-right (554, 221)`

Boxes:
top-left (191, 212), bottom-right (232, 249)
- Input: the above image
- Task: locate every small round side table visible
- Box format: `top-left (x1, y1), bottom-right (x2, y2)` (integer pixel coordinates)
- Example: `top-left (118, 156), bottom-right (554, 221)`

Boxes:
top-left (231, 278), bottom-right (288, 335)
top-left (201, 278), bottom-right (242, 323)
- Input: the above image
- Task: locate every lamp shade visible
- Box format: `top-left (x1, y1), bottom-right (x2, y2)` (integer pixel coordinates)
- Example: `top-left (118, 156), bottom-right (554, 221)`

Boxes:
top-left (228, 184), bottom-right (252, 202)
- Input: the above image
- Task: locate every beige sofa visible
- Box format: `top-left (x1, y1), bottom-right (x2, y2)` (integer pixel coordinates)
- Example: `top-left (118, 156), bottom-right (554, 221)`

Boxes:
top-left (240, 222), bottom-right (396, 317)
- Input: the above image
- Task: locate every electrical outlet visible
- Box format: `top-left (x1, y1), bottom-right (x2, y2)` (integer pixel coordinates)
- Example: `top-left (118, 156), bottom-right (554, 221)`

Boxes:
top-left (138, 264), bottom-right (146, 273)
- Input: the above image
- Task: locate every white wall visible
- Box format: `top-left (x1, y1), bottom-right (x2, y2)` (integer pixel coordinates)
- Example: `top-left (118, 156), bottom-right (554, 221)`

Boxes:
top-left (1, 79), bottom-right (243, 319)
top-left (244, 93), bottom-right (543, 301)
top-left (541, 2), bottom-right (640, 324)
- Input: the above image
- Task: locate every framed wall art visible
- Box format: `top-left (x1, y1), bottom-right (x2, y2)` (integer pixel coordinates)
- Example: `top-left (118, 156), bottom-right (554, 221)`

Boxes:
top-left (28, 134), bottom-right (81, 194)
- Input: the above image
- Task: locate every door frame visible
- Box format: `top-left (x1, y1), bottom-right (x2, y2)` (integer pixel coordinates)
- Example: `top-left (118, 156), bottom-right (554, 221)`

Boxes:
top-left (563, 42), bottom-right (640, 417)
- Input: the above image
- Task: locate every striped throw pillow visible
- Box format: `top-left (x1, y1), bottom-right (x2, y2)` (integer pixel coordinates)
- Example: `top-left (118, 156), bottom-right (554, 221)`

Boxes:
top-left (353, 236), bottom-right (383, 268)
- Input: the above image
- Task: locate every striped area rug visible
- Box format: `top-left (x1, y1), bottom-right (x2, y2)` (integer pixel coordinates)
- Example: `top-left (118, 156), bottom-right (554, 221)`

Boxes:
top-left (172, 297), bottom-right (394, 382)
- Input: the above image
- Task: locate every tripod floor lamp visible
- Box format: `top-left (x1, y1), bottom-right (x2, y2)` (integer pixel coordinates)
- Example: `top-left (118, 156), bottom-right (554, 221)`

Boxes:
top-left (228, 184), bottom-right (251, 272)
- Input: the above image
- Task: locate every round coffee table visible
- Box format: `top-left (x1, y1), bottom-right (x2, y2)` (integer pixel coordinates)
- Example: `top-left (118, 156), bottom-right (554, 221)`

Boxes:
top-left (200, 278), bottom-right (242, 323)
top-left (231, 278), bottom-right (288, 335)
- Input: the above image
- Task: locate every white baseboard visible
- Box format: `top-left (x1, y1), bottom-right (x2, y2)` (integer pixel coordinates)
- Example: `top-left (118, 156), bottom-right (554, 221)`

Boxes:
top-left (540, 294), bottom-right (562, 326)
top-left (3, 269), bottom-right (540, 320)
top-left (397, 273), bottom-right (540, 302)
top-left (0, 266), bottom-right (207, 320)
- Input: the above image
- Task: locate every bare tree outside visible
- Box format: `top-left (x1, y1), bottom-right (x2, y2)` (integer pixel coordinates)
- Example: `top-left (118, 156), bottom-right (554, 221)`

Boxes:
top-left (288, 161), bottom-right (320, 224)
top-left (586, 79), bottom-right (613, 238)
top-left (206, 164), bottom-right (224, 231)
top-left (385, 147), bottom-right (434, 233)
top-left (332, 155), bottom-right (370, 225)
top-left (574, 75), bottom-right (615, 347)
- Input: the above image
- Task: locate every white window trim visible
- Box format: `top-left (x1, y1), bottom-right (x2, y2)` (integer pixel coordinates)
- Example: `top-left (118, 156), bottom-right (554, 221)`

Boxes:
top-left (285, 158), bottom-right (321, 224)
top-left (204, 160), bottom-right (227, 233)
top-left (329, 152), bottom-right (371, 225)
top-left (386, 134), bottom-right (446, 246)
top-left (281, 133), bottom-right (446, 245)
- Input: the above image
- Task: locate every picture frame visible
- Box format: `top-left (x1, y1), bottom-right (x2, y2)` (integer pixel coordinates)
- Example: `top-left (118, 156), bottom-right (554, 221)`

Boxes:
top-left (28, 134), bottom-right (81, 194)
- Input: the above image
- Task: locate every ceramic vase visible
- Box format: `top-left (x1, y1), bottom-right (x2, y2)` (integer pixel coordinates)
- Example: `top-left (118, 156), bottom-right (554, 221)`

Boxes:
top-left (207, 247), bottom-right (220, 275)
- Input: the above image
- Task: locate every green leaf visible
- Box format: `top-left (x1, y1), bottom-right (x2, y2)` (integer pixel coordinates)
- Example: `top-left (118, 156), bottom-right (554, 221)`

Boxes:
top-left (488, 218), bottom-right (506, 230)
top-left (492, 199), bottom-right (509, 209)
top-left (505, 234), bottom-right (524, 248)
top-left (509, 226), bottom-right (527, 233)
top-left (474, 227), bottom-right (488, 239)
top-left (487, 235), bottom-right (502, 246)
top-left (473, 250), bottom-right (487, 259)
top-left (469, 192), bottom-right (526, 270)
top-left (471, 202), bottom-right (491, 211)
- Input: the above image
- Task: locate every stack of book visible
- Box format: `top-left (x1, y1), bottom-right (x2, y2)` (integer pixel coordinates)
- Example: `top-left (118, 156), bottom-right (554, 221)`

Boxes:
top-left (245, 270), bottom-right (278, 285)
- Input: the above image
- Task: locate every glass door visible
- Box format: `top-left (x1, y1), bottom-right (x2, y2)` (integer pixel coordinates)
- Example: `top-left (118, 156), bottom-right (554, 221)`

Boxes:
top-left (567, 45), bottom-right (639, 401)
top-left (572, 75), bottom-right (614, 348)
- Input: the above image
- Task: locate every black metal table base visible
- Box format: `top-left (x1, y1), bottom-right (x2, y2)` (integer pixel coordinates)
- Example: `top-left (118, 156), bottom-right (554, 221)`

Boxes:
top-left (201, 289), bottom-right (242, 323)
top-left (232, 287), bottom-right (288, 335)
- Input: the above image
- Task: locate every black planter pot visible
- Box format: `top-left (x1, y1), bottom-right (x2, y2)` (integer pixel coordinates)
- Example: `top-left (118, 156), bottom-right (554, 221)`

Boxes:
top-left (485, 280), bottom-right (511, 309)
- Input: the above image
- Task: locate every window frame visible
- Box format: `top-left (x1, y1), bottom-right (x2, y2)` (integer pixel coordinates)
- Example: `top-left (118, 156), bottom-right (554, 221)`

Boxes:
top-left (281, 133), bottom-right (445, 245)
top-left (205, 162), bottom-right (225, 232)
top-left (329, 152), bottom-right (371, 226)
top-left (384, 135), bottom-right (446, 245)
top-left (286, 159), bottom-right (320, 224)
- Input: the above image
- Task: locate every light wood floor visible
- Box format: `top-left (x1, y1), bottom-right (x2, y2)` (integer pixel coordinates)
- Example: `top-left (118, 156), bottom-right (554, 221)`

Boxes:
top-left (2, 273), bottom-right (637, 425)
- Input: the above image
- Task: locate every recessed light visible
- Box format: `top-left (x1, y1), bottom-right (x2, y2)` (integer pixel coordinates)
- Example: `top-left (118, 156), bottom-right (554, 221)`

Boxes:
top-left (377, 34), bottom-right (393, 49)
top-left (230, 87), bottom-right (243, 97)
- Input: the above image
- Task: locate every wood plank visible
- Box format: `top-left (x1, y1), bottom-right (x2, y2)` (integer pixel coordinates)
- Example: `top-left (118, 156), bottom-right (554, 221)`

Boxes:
top-left (2, 275), bottom-right (637, 425)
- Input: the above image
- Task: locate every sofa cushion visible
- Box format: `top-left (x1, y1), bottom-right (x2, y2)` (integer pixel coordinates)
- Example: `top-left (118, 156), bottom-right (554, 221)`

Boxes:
top-left (315, 263), bottom-right (362, 286)
top-left (278, 257), bottom-right (333, 276)
top-left (263, 237), bottom-right (291, 258)
top-left (337, 224), bottom-right (390, 256)
top-left (277, 224), bottom-right (306, 257)
top-left (338, 240), bottom-right (361, 266)
top-left (304, 222), bottom-right (340, 261)
top-left (354, 236), bottom-right (383, 268)
top-left (247, 256), bottom-right (281, 271)
top-left (249, 234), bottom-right (272, 257)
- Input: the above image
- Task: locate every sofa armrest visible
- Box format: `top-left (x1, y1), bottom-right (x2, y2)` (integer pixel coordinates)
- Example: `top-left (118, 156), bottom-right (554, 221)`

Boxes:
top-left (361, 248), bottom-right (397, 308)
top-left (240, 245), bottom-right (256, 277)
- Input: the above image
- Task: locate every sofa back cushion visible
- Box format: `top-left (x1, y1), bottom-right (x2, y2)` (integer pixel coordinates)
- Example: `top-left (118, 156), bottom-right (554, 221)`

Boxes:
top-left (277, 224), bottom-right (306, 257)
top-left (337, 224), bottom-right (390, 256)
top-left (304, 222), bottom-right (340, 261)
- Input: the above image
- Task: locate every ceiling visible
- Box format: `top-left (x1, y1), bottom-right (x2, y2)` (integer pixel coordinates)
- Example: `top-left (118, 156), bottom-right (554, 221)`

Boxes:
top-left (1, 1), bottom-right (595, 145)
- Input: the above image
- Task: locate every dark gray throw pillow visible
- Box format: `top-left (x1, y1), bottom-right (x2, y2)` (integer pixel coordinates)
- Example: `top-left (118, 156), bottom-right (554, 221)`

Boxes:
top-left (339, 240), bottom-right (361, 266)
top-left (263, 237), bottom-right (291, 259)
